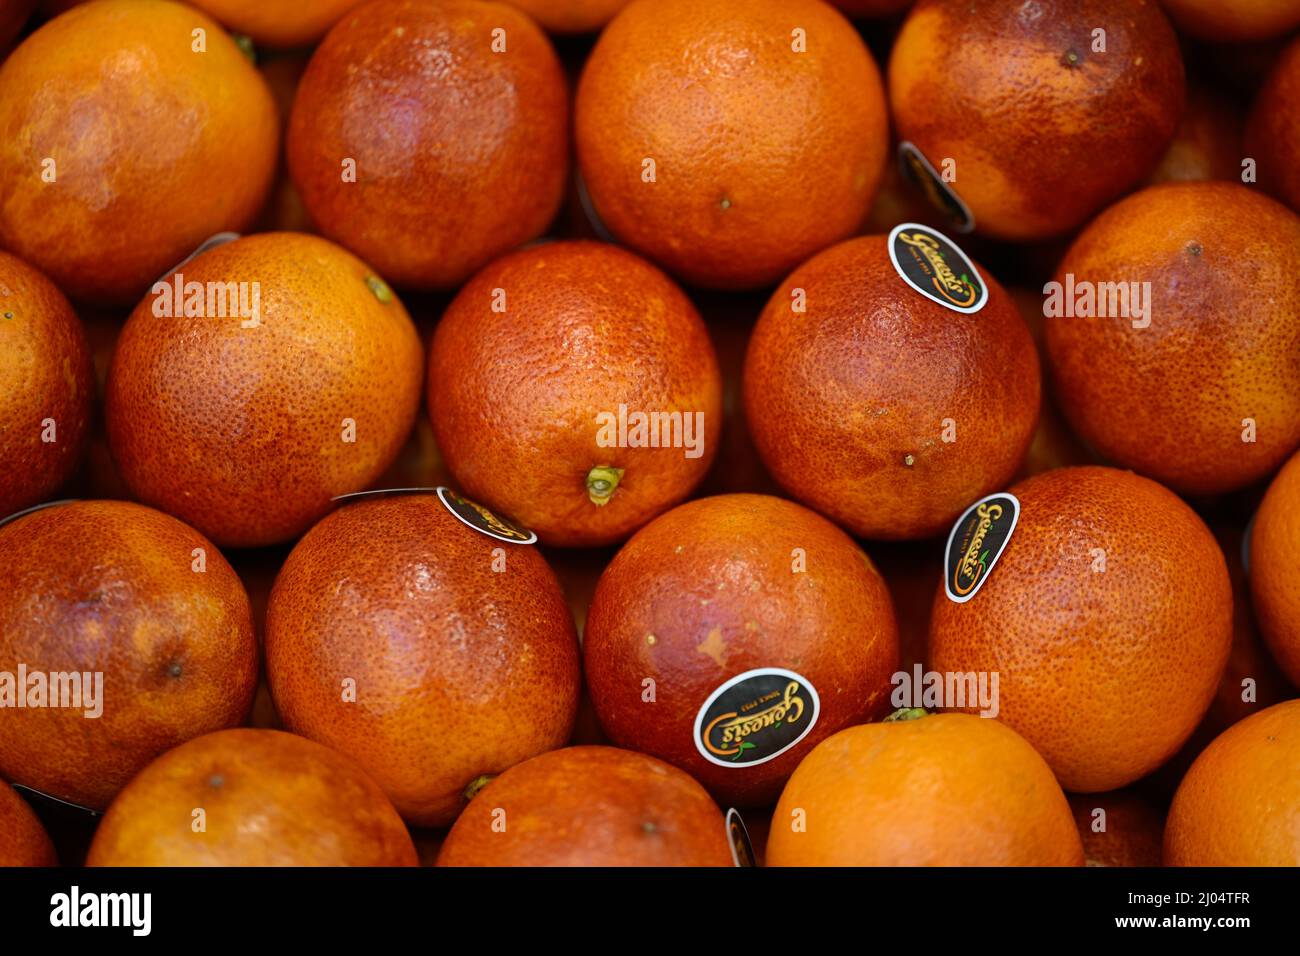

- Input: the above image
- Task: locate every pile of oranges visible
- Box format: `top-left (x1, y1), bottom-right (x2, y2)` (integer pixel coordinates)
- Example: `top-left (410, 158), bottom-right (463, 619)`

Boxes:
top-left (0, 0), bottom-right (1298, 868)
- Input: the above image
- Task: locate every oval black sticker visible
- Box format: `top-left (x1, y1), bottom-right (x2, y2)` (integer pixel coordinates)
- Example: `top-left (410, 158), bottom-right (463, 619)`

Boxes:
top-left (897, 141), bottom-right (975, 233)
top-left (436, 487), bottom-right (537, 545)
top-left (693, 668), bottom-right (820, 768)
top-left (888, 222), bottom-right (988, 314)
top-left (944, 493), bottom-right (1020, 603)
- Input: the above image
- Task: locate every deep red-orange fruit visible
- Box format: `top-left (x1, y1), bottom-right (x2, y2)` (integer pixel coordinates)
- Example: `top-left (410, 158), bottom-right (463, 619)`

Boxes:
top-left (575, 0), bottom-right (889, 289)
top-left (437, 746), bottom-right (733, 866)
top-left (428, 241), bottom-right (722, 548)
top-left (0, 251), bottom-right (93, 518)
top-left (1246, 35), bottom-right (1300, 214)
top-left (1145, 81), bottom-right (1245, 185)
top-left (0, 1), bottom-right (34, 54)
top-left (1044, 183), bottom-right (1300, 495)
top-left (1162, 0), bottom-right (1300, 41)
top-left (106, 232), bottom-right (424, 548)
top-left (584, 494), bottom-right (899, 807)
top-left (266, 493), bottom-right (581, 828)
top-left (0, 781), bottom-right (57, 866)
top-left (287, 0), bottom-right (568, 290)
top-left (889, 0), bottom-right (1184, 240)
top-left (1165, 699), bottom-right (1300, 866)
top-left (1067, 791), bottom-right (1164, 867)
top-left (86, 729), bottom-right (418, 866)
top-left (929, 466), bottom-right (1233, 792)
top-left (0, 0), bottom-right (278, 304)
top-left (743, 235), bottom-right (1040, 540)
top-left (0, 501), bottom-right (257, 811)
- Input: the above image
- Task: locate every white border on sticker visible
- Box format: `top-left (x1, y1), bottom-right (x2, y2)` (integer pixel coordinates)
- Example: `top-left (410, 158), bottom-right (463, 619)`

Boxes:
top-left (693, 666), bottom-right (821, 769)
top-left (332, 487), bottom-right (438, 504)
top-left (725, 808), bottom-right (756, 867)
top-left (943, 492), bottom-right (1020, 604)
top-left (888, 222), bottom-right (990, 315)
top-left (0, 498), bottom-right (78, 531)
top-left (435, 486), bottom-right (537, 545)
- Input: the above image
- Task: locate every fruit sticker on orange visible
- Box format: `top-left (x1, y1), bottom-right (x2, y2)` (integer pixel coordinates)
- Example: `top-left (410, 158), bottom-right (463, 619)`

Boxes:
top-left (694, 667), bottom-right (820, 768)
top-left (888, 222), bottom-right (989, 315)
top-left (0, 498), bottom-right (76, 530)
top-left (725, 808), bottom-right (756, 867)
top-left (436, 487), bottom-right (537, 545)
top-left (944, 492), bottom-right (1020, 603)
top-left (898, 142), bottom-right (975, 233)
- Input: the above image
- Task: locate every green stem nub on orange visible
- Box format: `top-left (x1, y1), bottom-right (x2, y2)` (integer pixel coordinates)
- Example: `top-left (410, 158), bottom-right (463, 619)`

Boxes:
top-left (463, 774), bottom-right (494, 801)
top-left (586, 465), bottom-right (624, 506)
top-left (883, 707), bottom-right (928, 723)
top-left (365, 275), bottom-right (394, 303)
top-left (232, 34), bottom-right (257, 65)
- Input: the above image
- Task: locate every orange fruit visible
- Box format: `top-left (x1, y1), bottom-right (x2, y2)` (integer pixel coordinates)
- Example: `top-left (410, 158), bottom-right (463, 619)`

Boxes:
top-left (0, 0), bottom-right (278, 304)
top-left (287, 0), bottom-right (568, 290)
top-left (86, 729), bottom-right (417, 866)
top-left (0, 250), bottom-right (93, 519)
top-left (1165, 698), bottom-right (1300, 866)
top-left (1145, 81), bottom-right (1245, 185)
top-left (105, 232), bottom-right (423, 549)
top-left (0, 500), bottom-right (257, 810)
top-left (188, 0), bottom-right (367, 47)
top-left (1163, 0), bottom-right (1300, 41)
top-left (504, 0), bottom-right (631, 33)
top-left (929, 466), bottom-right (1233, 792)
top-left (428, 241), bottom-right (722, 547)
top-left (437, 746), bottom-right (733, 866)
top-left (1250, 447), bottom-right (1300, 686)
top-left (584, 493), bottom-right (899, 807)
top-left (743, 234), bottom-right (1040, 540)
top-left (767, 712), bottom-right (1083, 866)
top-left (0, 780), bottom-right (57, 866)
top-left (1246, 35), bottom-right (1300, 213)
top-left (1067, 791), bottom-right (1164, 867)
top-left (575, 0), bottom-right (889, 289)
top-left (1044, 183), bottom-right (1300, 495)
top-left (265, 493), bottom-right (581, 827)
top-left (889, 0), bottom-right (1184, 240)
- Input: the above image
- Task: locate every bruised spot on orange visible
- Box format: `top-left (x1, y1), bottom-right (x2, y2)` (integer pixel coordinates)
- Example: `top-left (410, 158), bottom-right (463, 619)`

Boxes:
top-left (697, 626), bottom-right (728, 668)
